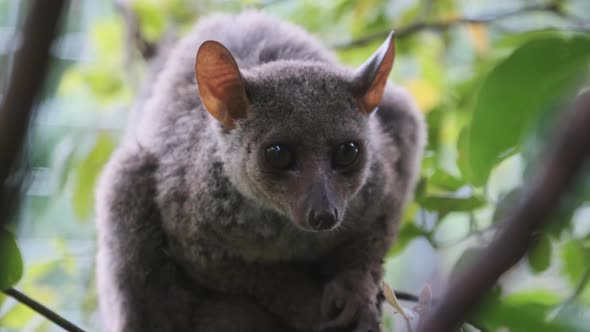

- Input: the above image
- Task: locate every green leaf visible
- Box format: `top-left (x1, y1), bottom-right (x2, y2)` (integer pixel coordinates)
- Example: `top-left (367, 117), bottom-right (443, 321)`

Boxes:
top-left (382, 282), bottom-right (412, 324)
top-left (471, 290), bottom-right (579, 332)
top-left (545, 210), bottom-right (574, 239)
top-left (467, 36), bottom-right (590, 185)
top-left (417, 192), bottom-right (486, 213)
top-left (425, 108), bottom-right (443, 152)
top-left (72, 133), bottom-right (116, 220)
top-left (91, 17), bottom-right (125, 62)
top-left (0, 230), bottom-right (23, 290)
top-left (83, 67), bottom-right (128, 102)
top-left (387, 222), bottom-right (426, 256)
top-left (561, 239), bottom-right (590, 287)
top-left (428, 168), bottom-right (465, 191)
top-left (457, 126), bottom-right (473, 182)
top-left (132, 1), bottom-right (167, 42)
top-left (527, 234), bottom-right (552, 274)
top-left (507, 289), bottom-right (562, 306)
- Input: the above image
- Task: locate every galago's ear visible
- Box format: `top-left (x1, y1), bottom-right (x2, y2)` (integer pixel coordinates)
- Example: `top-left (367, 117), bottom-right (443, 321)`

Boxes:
top-left (351, 31), bottom-right (396, 114)
top-left (195, 41), bottom-right (249, 129)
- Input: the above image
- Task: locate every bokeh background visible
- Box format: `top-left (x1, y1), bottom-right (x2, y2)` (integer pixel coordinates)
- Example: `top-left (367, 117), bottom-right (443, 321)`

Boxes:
top-left (1, 0), bottom-right (589, 331)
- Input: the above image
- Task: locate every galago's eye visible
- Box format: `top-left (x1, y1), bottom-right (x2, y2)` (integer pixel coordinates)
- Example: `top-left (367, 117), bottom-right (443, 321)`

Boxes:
top-left (333, 142), bottom-right (359, 168)
top-left (265, 144), bottom-right (295, 170)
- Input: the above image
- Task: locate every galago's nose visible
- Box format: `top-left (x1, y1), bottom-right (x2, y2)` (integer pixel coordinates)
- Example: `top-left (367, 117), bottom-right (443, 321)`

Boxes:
top-left (308, 208), bottom-right (338, 231)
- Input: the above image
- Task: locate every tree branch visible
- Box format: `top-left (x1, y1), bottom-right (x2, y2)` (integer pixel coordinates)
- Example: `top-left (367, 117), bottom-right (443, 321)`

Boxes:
top-left (0, 0), bottom-right (65, 225)
top-left (3, 287), bottom-right (86, 332)
top-left (334, 2), bottom-right (588, 49)
top-left (416, 89), bottom-right (590, 331)
top-left (0, 1), bottom-right (86, 331)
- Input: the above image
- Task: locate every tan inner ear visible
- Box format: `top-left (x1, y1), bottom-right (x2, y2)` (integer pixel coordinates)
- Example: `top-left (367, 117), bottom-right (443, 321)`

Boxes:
top-left (195, 41), bottom-right (249, 129)
top-left (361, 42), bottom-right (395, 112)
top-left (355, 33), bottom-right (396, 114)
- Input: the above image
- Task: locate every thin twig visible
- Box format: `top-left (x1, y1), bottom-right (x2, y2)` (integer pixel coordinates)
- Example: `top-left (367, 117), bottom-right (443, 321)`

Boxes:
top-left (416, 90), bottom-right (590, 331)
top-left (3, 288), bottom-right (86, 332)
top-left (393, 290), bottom-right (420, 302)
top-left (114, 0), bottom-right (158, 60)
top-left (433, 223), bottom-right (499, 249)
top-left (334, 2), bottom-right (587, 49)
top-left (568, 265), bottom-right (590, 303)
top-left (553, 7), bottom-right (590, 29)
top-left (548, 264), bottom-right (590, 320)
top-left (419, 0), bottom-right (435, 21)
top-left (561, 264), bottom-right (590, 308)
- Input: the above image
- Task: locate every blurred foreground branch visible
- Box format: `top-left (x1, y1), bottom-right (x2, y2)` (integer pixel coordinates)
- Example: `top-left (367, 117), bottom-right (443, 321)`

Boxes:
top-left (417, 90), bottom-right (590, 331)
top-left (335, 2), bottom-right (589, 49)
top-left (0, 0), bottom-right (65, 227)
top-left (0, 1), bottom-right (87, 332)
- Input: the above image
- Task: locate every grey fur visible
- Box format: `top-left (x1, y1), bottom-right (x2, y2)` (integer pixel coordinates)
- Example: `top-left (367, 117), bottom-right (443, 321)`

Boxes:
top-left (96, 10), bottom-right (425, 332)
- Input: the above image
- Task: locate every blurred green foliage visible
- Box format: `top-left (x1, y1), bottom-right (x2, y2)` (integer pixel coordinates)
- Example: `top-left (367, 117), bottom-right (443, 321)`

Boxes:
top-left (0, 231), bottom-right (22, 291)
top-left (1, 0), bottom-right (589, 331)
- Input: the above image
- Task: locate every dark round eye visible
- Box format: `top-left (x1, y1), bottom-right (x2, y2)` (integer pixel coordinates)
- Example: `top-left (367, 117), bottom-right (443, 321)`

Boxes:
top-left (265, 144), bottom-right (295, 170)
top-left (333, 142), bottom-right (359, 168)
